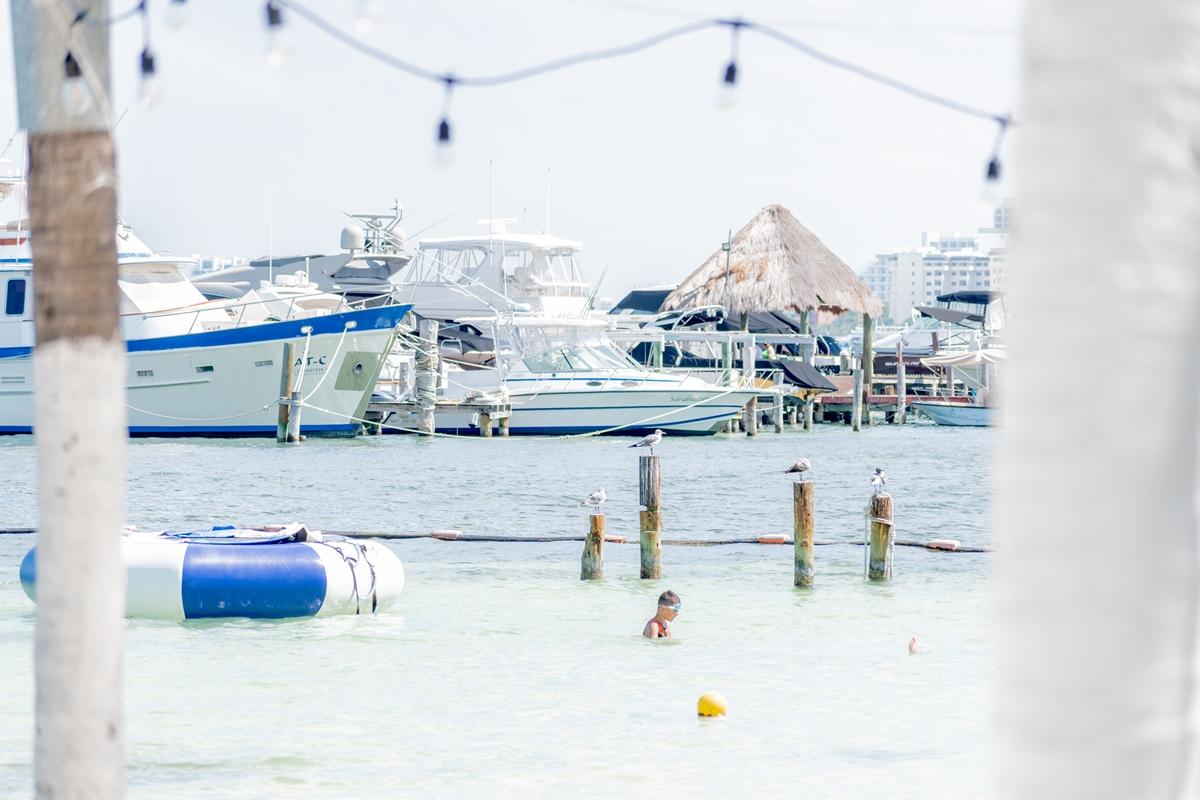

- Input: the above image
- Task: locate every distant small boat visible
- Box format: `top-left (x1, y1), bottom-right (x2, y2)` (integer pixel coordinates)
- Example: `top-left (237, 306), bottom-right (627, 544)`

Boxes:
top-left (20, 525), bottom-right (404, 619)
top-left (910, 400), bottom-right (994, 427)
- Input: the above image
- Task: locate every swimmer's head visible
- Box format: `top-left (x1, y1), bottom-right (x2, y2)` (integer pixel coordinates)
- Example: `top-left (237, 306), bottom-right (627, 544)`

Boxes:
top-left (657, 590), bottom-right (681, 620)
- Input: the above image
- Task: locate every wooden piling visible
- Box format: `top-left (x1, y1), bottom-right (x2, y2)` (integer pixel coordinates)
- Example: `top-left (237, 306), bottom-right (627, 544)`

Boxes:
top-left (581, 514), bottom-right (605, 580)
top-left (276, 341), bottom-right (295, 443)
top-left (851, 366), bottom-right (864, 432)
top-left (638, 455), bottom-right (662, 579)
top-left (867, 492), bottom-right (894, 580)
top-left (772, 396), bottom-right (784, 433)
top-left (479, 411), bottom-right (492, 437)
top-left (788, 405), bottom-right (799, 425)
top-left (895, 335), bottom-right (907, 425)
top-left (498, 415), bottom-right (510, 437)
top-left (416, 318), bottom-right (438, 435)
top-left (861, 313), bottom-right (874, 426)
top-left (744, 396), bottom-right (758, 436)
top-left (793, 481), bottom-right (814, 587)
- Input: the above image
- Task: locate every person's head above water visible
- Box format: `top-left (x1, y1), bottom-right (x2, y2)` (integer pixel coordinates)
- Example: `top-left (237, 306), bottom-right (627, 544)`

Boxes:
top-left (657, 590), bottom-right (681, 621)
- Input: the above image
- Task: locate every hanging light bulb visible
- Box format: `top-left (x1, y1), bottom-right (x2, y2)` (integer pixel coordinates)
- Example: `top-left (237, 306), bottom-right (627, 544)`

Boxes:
top-left (980, 117), bottom-right (1008, 203)
top-left (166, 0), bottom-right (189, 30)
top-left (717, 60), bottom-right (738, 110)
top-left (434, 116), bottom-right (455, 169)
top-left (265, 1), bottom-right (287, 67)
top-left (138, 48), bottom-right (161, 109)
top-left (60, 51), bottom-right (92, 116)
top-left (716, 20), bottom-right (743, 110)
top-left (355, 0), bottom-right (382, 34)
top-left (433, 77), bottom-right (456, 168)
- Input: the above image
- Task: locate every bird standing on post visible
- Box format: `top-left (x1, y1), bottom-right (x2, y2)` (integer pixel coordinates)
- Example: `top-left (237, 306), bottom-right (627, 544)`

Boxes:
top-left (784, 457), bottom-right (812, 481)
top-left (871, 467), bottom-right (887, 494)
top-left (580, 487), bottom-right (607, 512)
top-left (630, 429), bottom-right (665, 455)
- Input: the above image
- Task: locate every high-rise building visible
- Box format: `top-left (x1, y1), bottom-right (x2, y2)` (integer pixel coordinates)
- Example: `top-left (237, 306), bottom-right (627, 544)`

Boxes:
top-left (860, 201), bottom-right (1011, 323)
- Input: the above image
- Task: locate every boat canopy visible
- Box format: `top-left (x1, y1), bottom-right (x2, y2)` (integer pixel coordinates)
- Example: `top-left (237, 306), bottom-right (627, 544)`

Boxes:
top-left (921, 348), bottom-right (1007, 367)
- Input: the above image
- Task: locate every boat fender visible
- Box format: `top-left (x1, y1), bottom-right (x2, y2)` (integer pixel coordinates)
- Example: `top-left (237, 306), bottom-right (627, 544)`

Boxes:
top-left (757, 534), bottom-right (788, 545)
top-left (926, 538), bottom-right (961, 551)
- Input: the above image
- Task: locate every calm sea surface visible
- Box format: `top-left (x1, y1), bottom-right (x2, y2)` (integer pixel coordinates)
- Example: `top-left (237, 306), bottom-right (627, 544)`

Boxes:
top-left (0, 423), bottom-right (993, 798)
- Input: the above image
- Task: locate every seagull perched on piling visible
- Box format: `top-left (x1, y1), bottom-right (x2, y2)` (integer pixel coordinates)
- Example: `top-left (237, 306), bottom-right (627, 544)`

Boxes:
top-left (871, 467), bottom-right (887, 494)
top-left (630, 429), bottom-right (665, 454)
top-left (784, 458), bottom-right (812, 481)
top-left (580, 487), bottom-right (607, 512)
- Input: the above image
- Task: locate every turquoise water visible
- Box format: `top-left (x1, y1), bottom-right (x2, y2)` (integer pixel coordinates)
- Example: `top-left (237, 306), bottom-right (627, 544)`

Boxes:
top-left (0, 424), bottom-right (992, 798)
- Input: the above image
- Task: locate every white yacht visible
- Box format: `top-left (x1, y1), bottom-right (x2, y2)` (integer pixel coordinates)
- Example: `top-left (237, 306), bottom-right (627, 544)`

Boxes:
top-left (0, 217), bottom-right (408, 437)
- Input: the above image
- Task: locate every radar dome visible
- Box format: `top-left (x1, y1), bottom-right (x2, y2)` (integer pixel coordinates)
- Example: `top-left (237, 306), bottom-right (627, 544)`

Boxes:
top-left (340, 224), bottom-right (366, 251)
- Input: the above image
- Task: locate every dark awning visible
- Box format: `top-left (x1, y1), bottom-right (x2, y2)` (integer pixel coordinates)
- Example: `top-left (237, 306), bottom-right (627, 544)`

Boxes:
top-left (610, 288), bottom-right (672, 314)
top-left (935, 290), bottom-right (1000, 305)
top-left (775, 360), bottom-right (837, 393)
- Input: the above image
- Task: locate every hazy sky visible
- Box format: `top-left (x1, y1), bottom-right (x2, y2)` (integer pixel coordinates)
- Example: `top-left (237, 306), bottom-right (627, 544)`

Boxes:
top-left (1, 0), bottom-right (1022, 298)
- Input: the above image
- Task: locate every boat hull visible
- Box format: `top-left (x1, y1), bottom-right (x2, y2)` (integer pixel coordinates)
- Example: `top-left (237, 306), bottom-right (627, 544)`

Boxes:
top-left (0, 306), bottom-right (407, 437)
top-left (384, 385), bottom-right (757, 436)
top-left (911, 401), bottom-right (995, 427)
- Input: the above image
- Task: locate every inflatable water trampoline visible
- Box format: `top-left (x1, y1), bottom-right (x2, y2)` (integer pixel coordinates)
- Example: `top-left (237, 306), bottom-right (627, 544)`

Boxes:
top-left (19, 524), bottom-right (404, 620)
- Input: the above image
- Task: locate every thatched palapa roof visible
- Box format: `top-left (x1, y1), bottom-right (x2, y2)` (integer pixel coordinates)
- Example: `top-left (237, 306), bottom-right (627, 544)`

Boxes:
top-left (663, 204), bottom-right (882, 318)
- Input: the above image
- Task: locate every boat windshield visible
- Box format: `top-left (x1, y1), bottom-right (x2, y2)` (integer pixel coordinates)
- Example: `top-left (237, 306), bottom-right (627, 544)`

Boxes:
top-left (511, 325), bottom-right (637, 372)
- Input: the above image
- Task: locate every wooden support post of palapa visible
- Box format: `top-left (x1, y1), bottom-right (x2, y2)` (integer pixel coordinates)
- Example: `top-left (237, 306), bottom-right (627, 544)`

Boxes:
top-left (793, 480), bottom-right (814, 587)
top-left (581, 514), bottom-right (604, 580)
top-left (861, 313), bottom-right (874, 426)
top-left (639, 454), bottom-right (662, 579)
top-left (867, 492), bottom-right (894, 581)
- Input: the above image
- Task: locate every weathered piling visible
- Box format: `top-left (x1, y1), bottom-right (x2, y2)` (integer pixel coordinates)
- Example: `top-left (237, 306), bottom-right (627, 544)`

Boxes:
top-left (788, 405), bottom-right (799, 425)
top-left (478, 411), bottom-right (492, 437)
top-left (285, 339), bottom-right (304, 442)
top-left (793, 481), bottom-right (814, 587)
top-left (772, 396), bottom-right (784, 433)
top-left (638, 455), bottom-right (662, 578)
top-left (867, 493), bottom-right (894, 580)
top-left (851, 366), bottom-right (864, 431)
top-left (895, 336), bottom-right (907, 424)
top-left (416, 318), bottom-right (438, 436)
top-left (743, 397), bottom-right (758, 436)
top-left (276, 341), bottom-right (296, 443)
top-left (581, 514), bottom-right (605, 579)
top-left (498, 414), bottom-right (510, 436)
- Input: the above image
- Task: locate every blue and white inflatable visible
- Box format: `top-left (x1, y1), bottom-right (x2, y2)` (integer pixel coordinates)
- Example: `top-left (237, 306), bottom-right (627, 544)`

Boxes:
top-left (19, 525), bottom-right (404, 620)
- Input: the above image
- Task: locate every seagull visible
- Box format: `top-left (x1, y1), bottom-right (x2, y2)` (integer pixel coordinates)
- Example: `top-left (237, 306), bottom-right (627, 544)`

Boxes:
top-left (784, 458), bottom-right (812, 481)
top-left (629, 429), bottom-right (665, 454)
top-left (871, 467), bottom-right (887, 493)
top-left (580, 487), bottom-right (607, 512)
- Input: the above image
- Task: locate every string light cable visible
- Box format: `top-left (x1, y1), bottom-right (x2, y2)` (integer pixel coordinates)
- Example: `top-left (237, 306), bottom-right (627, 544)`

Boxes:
top-left (271, 1), bottom-right (1013, 178)
top-left (90, 0), bottom-right (1014, 179)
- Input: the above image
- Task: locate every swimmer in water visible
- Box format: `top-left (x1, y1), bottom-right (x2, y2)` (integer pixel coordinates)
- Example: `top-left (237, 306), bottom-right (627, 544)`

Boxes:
top-left (643, 590), bottom-right (681, 639)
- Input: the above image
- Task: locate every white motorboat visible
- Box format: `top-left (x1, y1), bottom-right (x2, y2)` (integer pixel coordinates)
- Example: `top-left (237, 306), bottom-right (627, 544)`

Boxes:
top-left (0, 217), bottom-right (408, 437)
top-left (911, 346), bottom-right (1004, 427)
top-left (382, 316), bottom-right (758, 436)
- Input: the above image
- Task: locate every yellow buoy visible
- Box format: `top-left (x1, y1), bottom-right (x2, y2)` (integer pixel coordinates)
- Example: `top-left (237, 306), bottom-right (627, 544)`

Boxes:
top-left (697, 692), bottom-right (727, 717)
